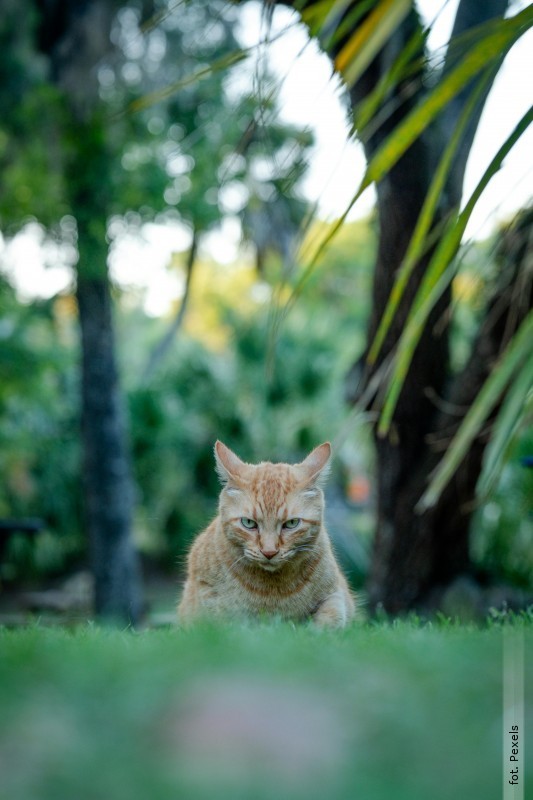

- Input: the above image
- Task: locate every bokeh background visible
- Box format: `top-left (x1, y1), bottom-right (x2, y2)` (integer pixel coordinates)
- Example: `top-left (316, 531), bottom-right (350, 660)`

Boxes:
top-left (0, 0), bottom-right (531, 625)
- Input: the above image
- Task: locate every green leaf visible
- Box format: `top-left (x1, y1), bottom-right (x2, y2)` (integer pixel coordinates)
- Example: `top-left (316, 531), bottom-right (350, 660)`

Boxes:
top-left (282, 7), bottom-right (532, 321)
top-left (417, 310), bottom-right (533, 511)
top-left (119, 50), bottom-right (248, 117)
top-left (334, 0), bottom-right (412, 89)
top-left (363, 5), bottom-right (533, 189)
top-left (353, 23), bottom-right (426, 138)
top-left (322, 0), bottom-right (378, 51)
top-left (377, 105), bottom-right (533, 435)
top-left (367, 66), bottom-right (495, 366)
top-left (302, 0), bottom-right (364, 42)
top-left (477, 351), bottom-right (533, 498)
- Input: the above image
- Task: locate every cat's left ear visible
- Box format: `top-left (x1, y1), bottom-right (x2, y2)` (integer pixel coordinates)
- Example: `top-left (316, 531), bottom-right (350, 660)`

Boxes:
top-left (296, 442), bottom-right (331, 487)
top-left (214, 440), bottom-right (247, 485)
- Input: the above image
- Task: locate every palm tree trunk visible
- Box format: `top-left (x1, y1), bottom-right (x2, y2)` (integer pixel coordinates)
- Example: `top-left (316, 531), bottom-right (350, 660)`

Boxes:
top-left (275, 0), bottom-right (511, 612)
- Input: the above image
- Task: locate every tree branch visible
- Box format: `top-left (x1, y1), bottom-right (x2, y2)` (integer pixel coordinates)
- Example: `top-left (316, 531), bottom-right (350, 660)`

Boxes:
top-left (141, 229), bottom-right (198, 385)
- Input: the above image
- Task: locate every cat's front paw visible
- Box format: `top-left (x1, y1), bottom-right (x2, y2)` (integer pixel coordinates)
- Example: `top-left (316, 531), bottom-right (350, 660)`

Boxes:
top-left (312, 591), bottom-right (348, 629)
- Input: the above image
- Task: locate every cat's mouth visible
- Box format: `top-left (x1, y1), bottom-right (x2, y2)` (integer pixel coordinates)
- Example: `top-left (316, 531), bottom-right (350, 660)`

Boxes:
top-left (259, 560), bottom-right (282, 572)
top-left (245, 551), bottom-right (284, 571)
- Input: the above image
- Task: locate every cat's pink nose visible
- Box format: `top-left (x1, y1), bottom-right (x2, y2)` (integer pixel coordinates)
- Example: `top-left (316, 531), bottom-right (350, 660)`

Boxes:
top-left (261, 549), bottom-right (279, 560)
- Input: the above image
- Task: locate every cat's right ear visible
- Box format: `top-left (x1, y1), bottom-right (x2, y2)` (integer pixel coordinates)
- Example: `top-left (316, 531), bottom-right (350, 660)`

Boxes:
top-left (214, 441), bottom-right (246, 485)
top-left (296, 442), bottom-right (331, 487)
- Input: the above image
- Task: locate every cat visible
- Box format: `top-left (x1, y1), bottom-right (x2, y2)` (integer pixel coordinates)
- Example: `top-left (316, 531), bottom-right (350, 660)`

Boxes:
top-left (177, 441), bottom-right (355, 628)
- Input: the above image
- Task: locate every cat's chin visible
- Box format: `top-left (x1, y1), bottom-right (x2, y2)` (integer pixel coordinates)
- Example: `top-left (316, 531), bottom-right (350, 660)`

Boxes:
top-left (257, 560), bottom-right (283, 572)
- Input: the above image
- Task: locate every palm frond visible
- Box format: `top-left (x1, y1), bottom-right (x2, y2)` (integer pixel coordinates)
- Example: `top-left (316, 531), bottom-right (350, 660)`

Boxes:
top-left (417, 310), bottom-right (533, 511)
top-left (377, 105), bottom-right (533, 435)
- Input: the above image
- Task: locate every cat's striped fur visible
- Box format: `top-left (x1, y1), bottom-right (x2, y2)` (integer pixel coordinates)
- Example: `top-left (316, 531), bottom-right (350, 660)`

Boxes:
top-left (177, 441), bottom-right (355, 628)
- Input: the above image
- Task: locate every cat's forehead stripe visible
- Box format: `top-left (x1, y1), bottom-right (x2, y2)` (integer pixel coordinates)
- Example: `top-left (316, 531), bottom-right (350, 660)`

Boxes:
top-left (251, 465), bottom-right (297, 491)
top-left (250, 474), bottom-right (297, 515)
top-left (224, 462), bottom-right (317, 518)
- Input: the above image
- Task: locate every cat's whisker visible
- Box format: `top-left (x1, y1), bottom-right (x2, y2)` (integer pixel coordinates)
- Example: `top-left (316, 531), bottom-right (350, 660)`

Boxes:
top-left (228, 554), bottom-right (247, 570)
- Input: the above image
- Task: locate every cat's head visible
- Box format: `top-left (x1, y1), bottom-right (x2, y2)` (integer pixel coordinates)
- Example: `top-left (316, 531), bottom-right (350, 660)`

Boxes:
top-left (214, 441), bottom-right (331, 572)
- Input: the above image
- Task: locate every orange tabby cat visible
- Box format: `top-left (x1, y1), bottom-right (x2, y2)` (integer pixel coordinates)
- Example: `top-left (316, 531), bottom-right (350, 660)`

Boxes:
top-left (177, 441), bottom-right (355, 628)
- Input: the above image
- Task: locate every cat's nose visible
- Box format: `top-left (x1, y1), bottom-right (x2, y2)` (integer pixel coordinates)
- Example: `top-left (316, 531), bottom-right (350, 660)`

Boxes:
top-left (261, 549), bottom-right (279, 560)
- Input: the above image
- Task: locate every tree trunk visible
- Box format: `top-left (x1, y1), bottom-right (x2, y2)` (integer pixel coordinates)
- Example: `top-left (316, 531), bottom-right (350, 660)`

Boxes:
top-left (68, 122), bottom-right (144, 626)
top-left (77, 274), bottom-right (143, 624)
top-left (35, 0), bottom-right (144, 624)
top-left (347, 0), bottom-right (511, 613)
top-left (277, 0), bottom-right (514, 612)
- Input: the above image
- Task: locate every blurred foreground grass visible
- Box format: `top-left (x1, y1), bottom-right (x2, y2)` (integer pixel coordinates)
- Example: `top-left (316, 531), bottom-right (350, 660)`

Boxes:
top-left (0, 620), bottom-right (531, 800)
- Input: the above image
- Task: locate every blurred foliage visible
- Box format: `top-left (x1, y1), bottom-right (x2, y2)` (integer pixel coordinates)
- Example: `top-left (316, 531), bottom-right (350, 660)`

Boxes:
top-left (0, 218), bottom-right (377, 575)
top-left (1, 218), bottom-right (531, 588)
top-left (0, 0), bottom-right (313, 270)
top-left (450, 232), bottom-right (533, 588)
top-left (122, 218), bottom-right (377, 563)
top-left (0, 2), bottom-right (68, 227)
top-left (472, 429), bottom-right (533, 589)
top-left (0, 0), bottom-right (314, 580)
top-left (0, 0), bottom-right (530, 596)
top-left (0, 276), bottom-right (82, 578)
top-left (129, 317), bottom-right (344, 560)
top-left (450, 235), bottom-right (497, 372)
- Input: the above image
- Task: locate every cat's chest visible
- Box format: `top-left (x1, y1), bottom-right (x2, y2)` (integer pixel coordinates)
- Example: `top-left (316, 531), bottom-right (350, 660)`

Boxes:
top-left (216, 563), bottom-right (328, 619)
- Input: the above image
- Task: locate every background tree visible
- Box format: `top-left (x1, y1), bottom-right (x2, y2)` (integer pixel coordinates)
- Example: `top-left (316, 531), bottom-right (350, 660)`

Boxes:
top-left (140, 75), bottom-right (314, 382)
top-left (2, 0), bottom-right (530, 620)
top-left (270, 0), bottom-right (532, 612)
top-left (0, 0), bottom-right (314, 620)
top-left (34, 0), bottom-right (144, 624)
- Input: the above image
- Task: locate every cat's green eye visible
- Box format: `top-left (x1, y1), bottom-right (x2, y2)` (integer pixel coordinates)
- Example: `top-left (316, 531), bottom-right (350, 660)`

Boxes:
top-left (283, 518), bottom-right (300, 530)
top-left (240, 517), bottom-right (258, 530)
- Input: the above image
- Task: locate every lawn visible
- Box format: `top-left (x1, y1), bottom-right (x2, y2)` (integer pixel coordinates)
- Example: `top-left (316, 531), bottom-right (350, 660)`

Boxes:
top-left (0, 619), bottom-right (531, 800)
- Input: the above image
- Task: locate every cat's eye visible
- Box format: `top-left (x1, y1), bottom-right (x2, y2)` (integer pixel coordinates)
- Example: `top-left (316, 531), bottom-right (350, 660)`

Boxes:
top-left (240, 517), bottom-right (258, 530)
top-left (283, 518), bottom-right (300, 530)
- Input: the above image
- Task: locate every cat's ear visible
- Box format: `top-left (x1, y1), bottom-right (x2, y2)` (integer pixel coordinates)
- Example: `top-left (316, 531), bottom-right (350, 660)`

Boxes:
top-left (214, 440), bottom-right (247, 485)
top-left (296, 442), bottom-right (331, 487)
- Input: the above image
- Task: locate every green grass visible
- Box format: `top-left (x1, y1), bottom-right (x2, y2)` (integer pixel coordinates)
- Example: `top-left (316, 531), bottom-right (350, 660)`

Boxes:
top-left (0, 620), bottom-right (531, 800)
